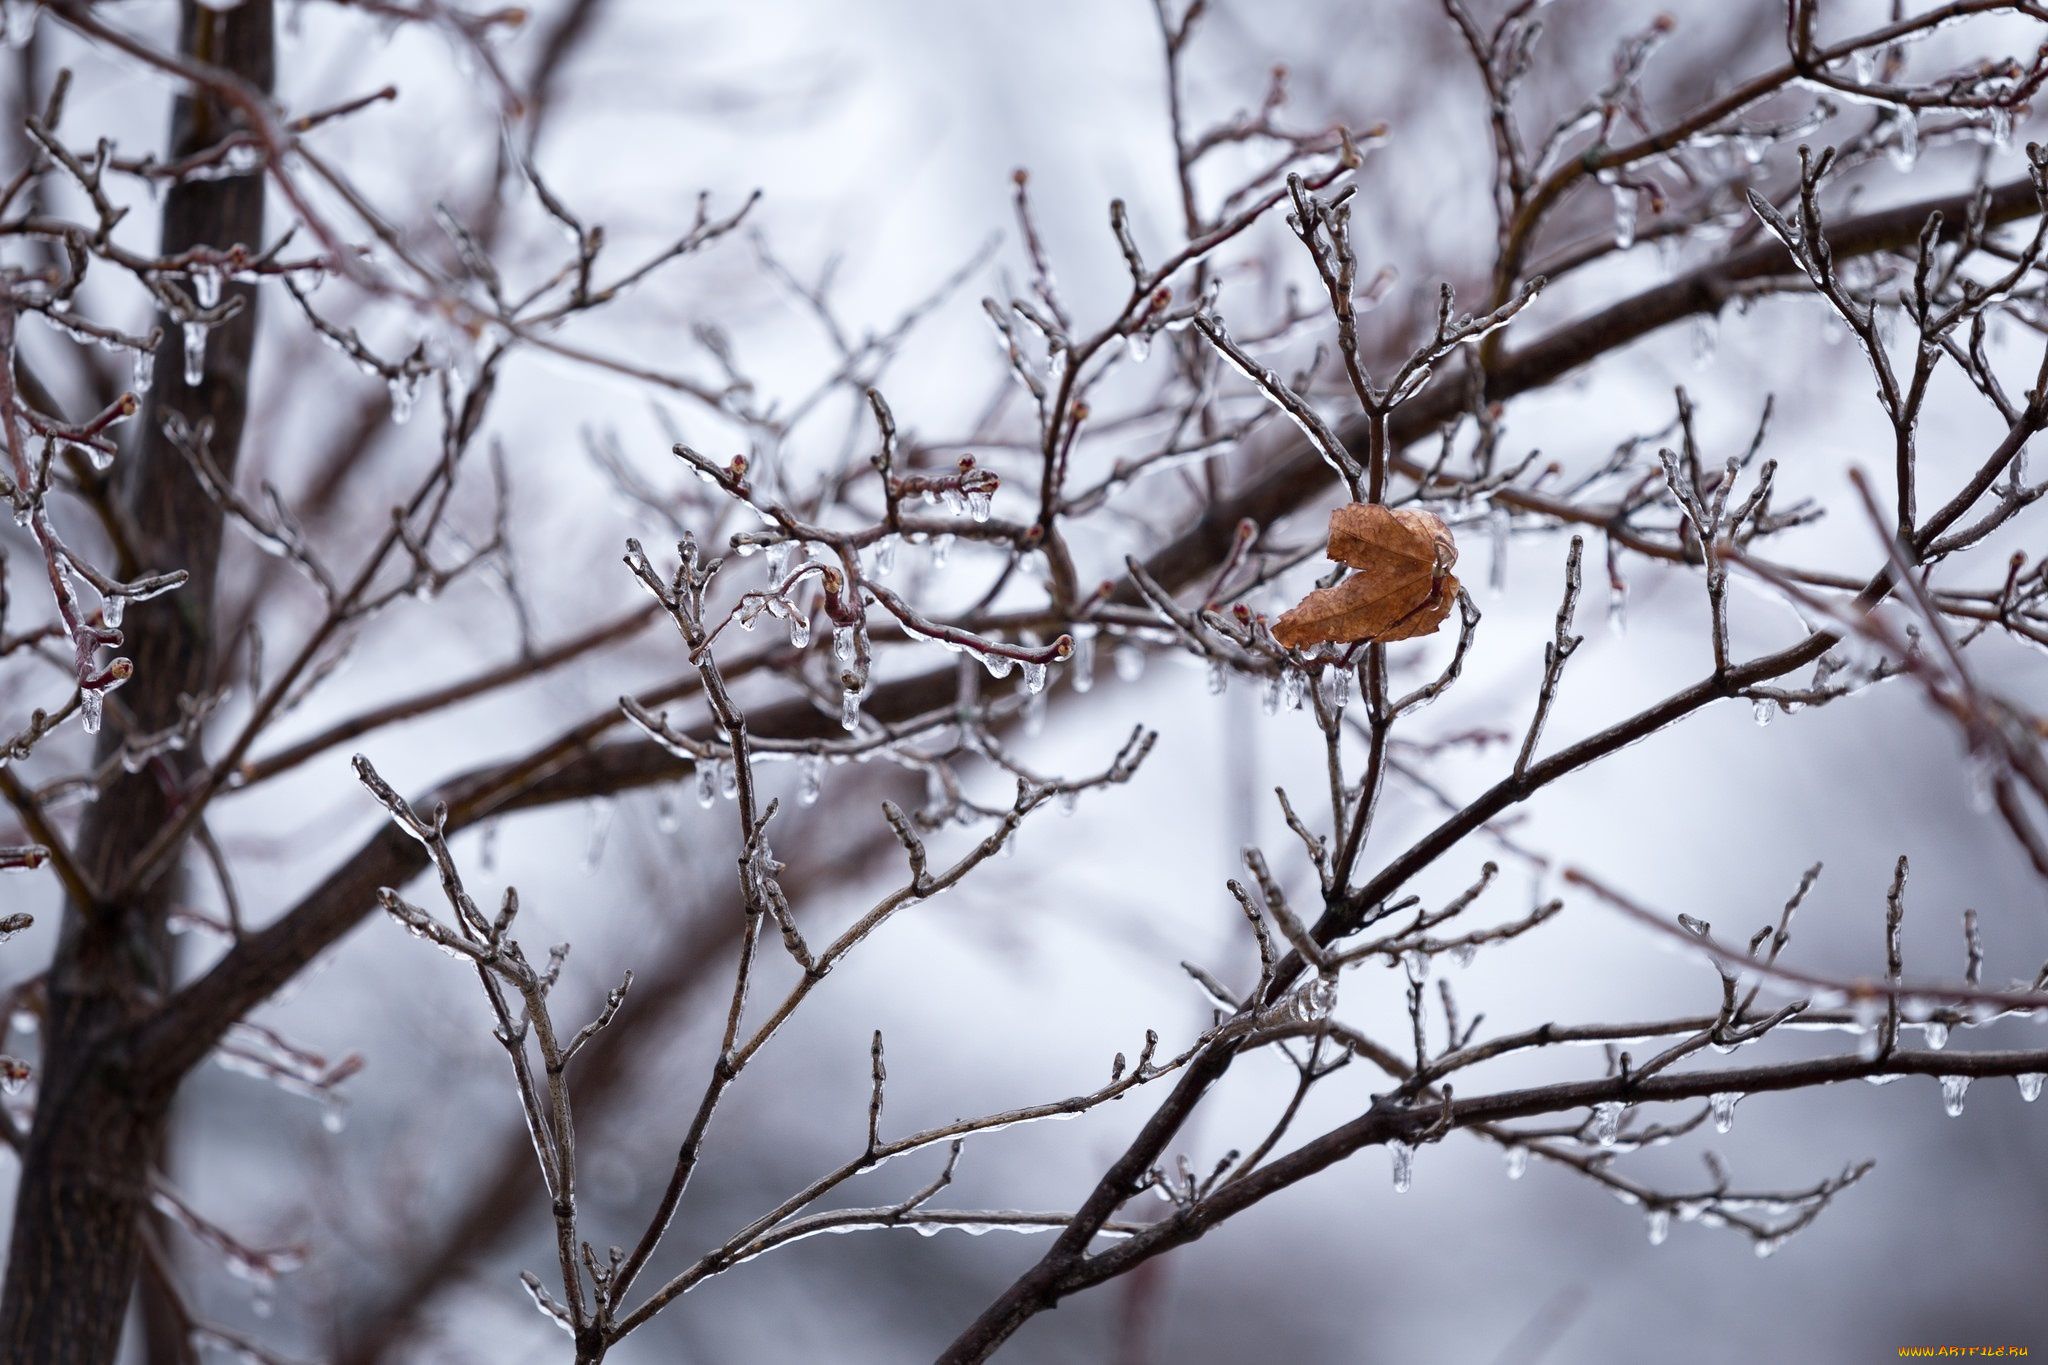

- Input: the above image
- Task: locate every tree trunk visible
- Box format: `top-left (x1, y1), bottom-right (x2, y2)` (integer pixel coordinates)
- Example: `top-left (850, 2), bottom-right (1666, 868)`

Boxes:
top-left (0, 4), bottom-right (272, 1358)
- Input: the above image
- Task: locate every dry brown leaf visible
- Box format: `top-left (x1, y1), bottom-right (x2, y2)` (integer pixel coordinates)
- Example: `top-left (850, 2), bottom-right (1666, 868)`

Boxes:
top-left (1271, 503), bottom-right (1459, 649)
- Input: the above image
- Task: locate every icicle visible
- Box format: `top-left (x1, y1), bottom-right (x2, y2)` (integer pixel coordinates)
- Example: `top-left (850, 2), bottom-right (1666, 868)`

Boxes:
top-left (1691, 313), bottom-right (1717, 366)
top-left (929, 533), bottom-right (953, 568)
top-left (1710, 1091), bottom-right (1741, 1134)
top-left (1504, 1145), bottom-right (1528, 1180)
top-left (1388, 1139), bottom-right (1413, 1193)
top-left (191, 266), bottom-right (222, 310)
top-left (966, 489), bottom-right (993, 523)
top-left (981, 650), bottom-right (1014, 681)
top-left (1071, 627), bottom-right (1096, 693)
top-left (765, 541), bottom-right (794, 581)
top-left (695, 763), bottom-right (717, 808)
top-left (1488, 504), bottom-right (1510, 594)
top-left (656, 785), bottom-right (681, 834)
top-left (1023, 684), bottom-right (1046, 736)
top-left (1260, 673), bottom-right (1282, 715)
top-left (1921, 1020), bottom-right (1949, 1050)
top-left (788, 614), bottom-right (810, 649)
top-left (1753, 1234), bottom-right (1785, 1259)
top-left (131, 347), bottom-right (155, 396)
top-left (1022, 660), bottom-right (1049, 694)
top-left (581, 797), bottom-right (612, 874)
top-left (716, 759), bottom-right (738, 802)
top-left (1610, 184), bottom-right (1638, 250)
top-left (1887, 109), bottom-right (1919, 171)
top-left (182, 322), bottom-right (209, 386)
top-left (833, 625), bottom-right (857, 664)
top-left (1939, 1074), bottom-right (1970, 1117)
top-left (81, 687), bottom-right (105, 735)
top-left (2018, 1073), bottom-right (2044, 1102)
top-left (1752, 698), bottom-right (1777, 727)
top-left (1282, 668), bottom-right (1308, 710)
top-left (1593, 1101), bottom-right (1624, 1146)
top-left (1606, 576), bottom-right (1628, 636)
top-left (388, 372), bottom-right (420, 425)
top-left (871, 536), bottom-right (897, 577)
top-left (1206, 659), bottom-right (1227, 695)
top-left (840, 689), bottom-right (862, 732)
top-left (1127, 330), bottom-right (1152, 363)
top-left (1320, 664), bottom-right (1349, 713)
top-left (1646, 1208), bottom-right (1671, 1246)
top-left (798, 754), bottom-right (824, 806)
top-left (1114, 644), bottom-right (1146, 682)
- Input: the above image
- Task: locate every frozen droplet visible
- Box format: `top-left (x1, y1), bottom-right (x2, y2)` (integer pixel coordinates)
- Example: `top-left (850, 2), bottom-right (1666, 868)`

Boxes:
top-left (1593, 1101), bottom-right (1624, 1146)
top-left (1057, 788), bottom-right (1079, 817)
top-left (1646, 1208), bottom-right (1671, 1246)
top-left (182, 322), bottom-right (208, 386)
top-left (1388, 1139), bottom-right (1413, 1193)
top-left (1071, 628), bottom-right (1095, 693)
top-left (981, 651), bottom-right (1014, 680)
top-left (788, 614), bottom-right (810, 649)
top-left (101, 595), bottom-right (125, 629)
top-left (871, 536), bottom-right (897, 577)
top-left (655, 786), bottom-right (681, 834)
top-left (2018, 1073), bottom-right (2044, 1102)
top-left (1921, 1020), bottom-right (1948, 1050)
top-left (695, 764), bottom-right (717, 808)
top-left (833, 625), bottom-right (857, 664)
top-left (1610, 185), bottom-right (1637, 250)
top-left (718, 759), bottom-right (738, 801)
top-left (191, 267), bottom-right (222, 310)
top-left (966, 489), bottom-right (993, 523)
top-left (131, 348), bottom-right (155, 395)
top-left (1260, 673), bottom-right (1281, 715)
top-left (321, 1101), bottom-right (348, 1134)
top-left (81, 687), bottom-right (104, 735)
top-left (1114, 644), bottom-right (1146, 682)
top-left (929, 533), bottom-right (953, 569)
top-left (1753, 1234), bottom-right (1783, 1259)
top-left (1504, 1145), bottom-right (1528, 1180)
top-left (1022, 660), bottom-right (1048, 694)
top-left (765, 541), bottom-right (794, 581)
top-left (840, 689), bottom-right (862, 732)
top-left (1450, 942), bottom-right (1478, 968)
top-left (1206, 659), bottom-right (1227, 695)
top-left (1606, 578), bottom-right (1628, 635)
top-left (1939, 1074), bottom-right (1970, 1117)
top-left (798, 754), bottom-right (824, 806)
top-left (1752, 698), bottom-right (1776, 728)
top-left (1710, 1091), bottom-right (1741, 1134)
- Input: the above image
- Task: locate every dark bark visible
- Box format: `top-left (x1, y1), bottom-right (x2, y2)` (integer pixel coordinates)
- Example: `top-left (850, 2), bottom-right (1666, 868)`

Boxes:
top-left (0, 4), bottom-right (273, 1359)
